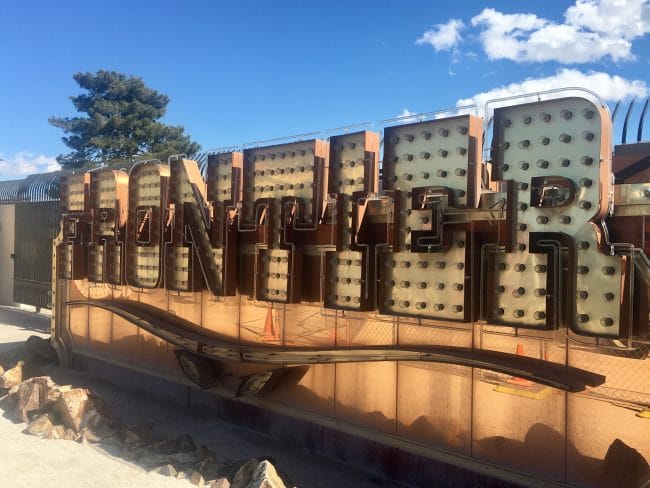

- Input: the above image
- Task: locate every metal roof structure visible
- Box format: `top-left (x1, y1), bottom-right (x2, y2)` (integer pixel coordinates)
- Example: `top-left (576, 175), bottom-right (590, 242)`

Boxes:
top-left (0, 170), bottom-right (69, 204)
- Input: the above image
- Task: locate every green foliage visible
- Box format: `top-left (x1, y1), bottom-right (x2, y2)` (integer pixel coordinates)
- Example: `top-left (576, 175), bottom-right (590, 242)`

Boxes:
top-left (49, 70), bottom-right (200, 169)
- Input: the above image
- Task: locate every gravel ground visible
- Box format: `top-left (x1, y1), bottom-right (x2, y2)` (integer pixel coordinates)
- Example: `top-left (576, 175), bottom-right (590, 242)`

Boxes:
top-left (0, 306), bottom-right (406, 488)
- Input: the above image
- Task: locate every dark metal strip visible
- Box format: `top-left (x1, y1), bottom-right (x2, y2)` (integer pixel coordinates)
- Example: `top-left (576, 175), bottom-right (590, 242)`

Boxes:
top-left (68, 298), bottom-right (606, 393)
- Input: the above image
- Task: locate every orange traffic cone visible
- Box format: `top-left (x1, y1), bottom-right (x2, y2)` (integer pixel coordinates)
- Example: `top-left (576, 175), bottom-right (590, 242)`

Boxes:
top-left (263, 306), bottom-right (280, 342)
top-left (507, 343), bottom-right (534, 387)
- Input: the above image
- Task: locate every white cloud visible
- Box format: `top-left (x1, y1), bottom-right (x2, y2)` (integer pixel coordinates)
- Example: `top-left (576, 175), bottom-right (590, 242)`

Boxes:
top-left (0, 151), bottom-right (60, 180)
top-left (416, 19), bottom-right (465, 51)
top-left (394, 108), bottom-right (421, 123)
top-left (419, 0), bottom-right (650, 64)
top-left (565, 0), bottom-right (650, 40)
top-left (456, 68), bottom-right (648, 116)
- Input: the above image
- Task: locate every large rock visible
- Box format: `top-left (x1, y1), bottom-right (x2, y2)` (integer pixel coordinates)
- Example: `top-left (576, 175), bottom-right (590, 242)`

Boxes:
top-left (177, 433), bottom-right (196, 452)
top-left (122, 444), bottom-right (145, 461)
top-left (80, 427), bottom-right (103, 443)
top-left (24, 413), bottom-right (55, 437)
top-left (44, 424), bottom-right (79, 441)
top-left (190, 470), bottom-right (205, 486)
top-left (80, 407), bottom-right (118, 442)
top-left (44, 425), bottom-right (67, 440)
top-left (51, 387), bottom-right (115, 435)
top-left (140, 450), bottom-right (174, 469)
top-left (249, 460), bottom-right (287, 488)
top-left (120, 422), bottom-right (155, 447)
top-left (25, 335), bottom-right (58, 363)
top-left (152, 464), bottom-right (178, 477)
top-left (119, 427), bottom-right (143, 446)
top-left (151, 433), bottom-right (196, 455)
top-left (0, 361), bottom-right (24, 388)
top-left (602, 438), bottom-right (650, 488)
top-left (168, 445), bottom-right (207, 465)
top-left (151, 437), bottom-right (180, 455)
top-left (231, 459), bottom-right (258, 488)
top-left (14, 376), bottom-right (57, 421)
top-left (198, 455), bottom-right (226, 481)
top-left (86, 391), bottom-right (119, 428)
top-left (54, 388), bottom-right (92, 432)
top-left (232, 459), bottom-right (286, 488)
top-left (211, 479), bottom-right (231, 488)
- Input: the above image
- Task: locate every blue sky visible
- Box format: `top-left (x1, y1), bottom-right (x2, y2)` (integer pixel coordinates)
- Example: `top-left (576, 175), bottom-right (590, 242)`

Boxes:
top-left (1, 0), bottom-right (649, 179)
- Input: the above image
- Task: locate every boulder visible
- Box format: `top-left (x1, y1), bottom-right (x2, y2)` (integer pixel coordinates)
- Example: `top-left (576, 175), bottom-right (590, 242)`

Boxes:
top-left (123, 445), bottom-right (145, 461)
top-left (211, 479), bottom-right (231, 488)
top-left (44, 425), bottom-right (79, 441)
top-left (249, 460), bottom-right (287, 488)
top-left (231, 459), bottom-right (258, 488)
top-left (151, 437), bottom-right (180, 455)
top-left (120, 422), bottom-right (155, 446)
top-left (190, 470), bottom-right (205, 486)
top-left (80, 427), bottom-right (103, 443)
top-left (198, 455), bottom-right (226, 481)
top-left (86, 392), bottom-right (119, 428)
top-left (65, 427), bottom-right (80, 441)
top-left (140, 450), bottom-right (174, 469)
top-left (44, 425), bottom-right (67, 440)
top-left (14, 376), bottom-right (57, 421)
top-left (177, 433), bottom-right (197, 452)
top-left (54, 388), bottom-right (92, 432)
top-left (168, 445), bottom-right (207, 465)
top-left (47, 384), bottom-right (71, 404)
top-left (119, 428), bottom-right (143, 446)
top-left (602, 438), bottom-right (650, 488)
top-left (232, 460), bottom-right (286, 488)
top-left (152, 464), bottom-right (178, 477)
top-left (24, 413), bottom-right (55, 437)
top-left (80, 421), bottom-right (118, 444)
top-left (25, 335), bottom-right (58, 363)
top-left (81, 408), bottom-right (118, 442)
top-left (0, 361), bottom-right (24, 389)
top-left (151, 433), bottom-right (196, 454)
top-left (98, 434), bottom-right (123, 449)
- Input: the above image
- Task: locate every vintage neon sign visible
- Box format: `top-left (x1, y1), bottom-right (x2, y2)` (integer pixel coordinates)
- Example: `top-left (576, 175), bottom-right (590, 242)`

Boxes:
top-left (57, 96), bottom-right (648, 339)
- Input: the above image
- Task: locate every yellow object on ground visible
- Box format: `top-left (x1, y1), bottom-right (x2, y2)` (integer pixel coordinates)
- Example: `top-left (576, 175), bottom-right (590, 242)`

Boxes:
top-left (494, 383), bottom-right (553, 400)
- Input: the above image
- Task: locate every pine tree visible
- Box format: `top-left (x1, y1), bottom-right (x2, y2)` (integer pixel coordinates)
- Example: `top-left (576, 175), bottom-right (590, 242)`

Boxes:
top-left (49, 70), bottom-right (200, 169)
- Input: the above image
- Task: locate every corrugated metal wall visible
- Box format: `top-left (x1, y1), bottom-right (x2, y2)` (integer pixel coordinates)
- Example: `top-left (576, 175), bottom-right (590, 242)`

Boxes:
top-left (13, 201), bottom-right (60, 309)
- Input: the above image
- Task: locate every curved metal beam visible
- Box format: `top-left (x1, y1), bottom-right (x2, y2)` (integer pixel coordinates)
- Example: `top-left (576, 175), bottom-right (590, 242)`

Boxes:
top-left (622, 99), bottom-right (636, 144)
top-left (611, 100), bottom-right (620, 123)
top-left (68, 299), bottom-right (606, 393)
top-left (637, 98), bottom-right (649, 142)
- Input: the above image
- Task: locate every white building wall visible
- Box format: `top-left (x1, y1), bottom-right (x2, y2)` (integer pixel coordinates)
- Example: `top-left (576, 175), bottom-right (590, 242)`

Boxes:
top-left (0, 204), bottom-right (15, 305)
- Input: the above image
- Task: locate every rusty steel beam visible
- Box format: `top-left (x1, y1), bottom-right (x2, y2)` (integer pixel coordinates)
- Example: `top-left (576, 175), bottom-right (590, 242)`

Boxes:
top-left (68, 298), bottom-right (606, 393)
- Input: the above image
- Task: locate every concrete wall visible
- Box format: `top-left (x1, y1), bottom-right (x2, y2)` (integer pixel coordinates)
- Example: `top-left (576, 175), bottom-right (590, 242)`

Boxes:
top-left (0, 204), bottom-right (15, 305)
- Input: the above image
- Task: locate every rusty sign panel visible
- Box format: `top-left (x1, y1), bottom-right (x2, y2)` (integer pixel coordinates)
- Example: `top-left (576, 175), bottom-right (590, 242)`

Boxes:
top-left (52, 95), bottom-right (650, 487)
